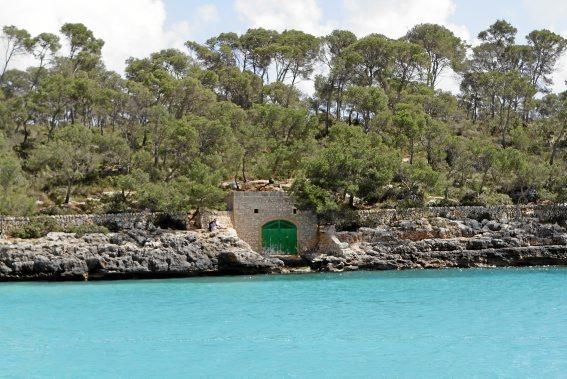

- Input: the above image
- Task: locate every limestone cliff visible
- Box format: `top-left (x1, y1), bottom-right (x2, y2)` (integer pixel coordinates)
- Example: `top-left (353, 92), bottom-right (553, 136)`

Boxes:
top-left (0, 228), bottom-right (283, 281)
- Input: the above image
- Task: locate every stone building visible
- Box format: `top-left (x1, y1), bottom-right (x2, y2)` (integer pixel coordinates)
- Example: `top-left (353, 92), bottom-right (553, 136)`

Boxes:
top-left (227, 191), bottom-right (318, 255)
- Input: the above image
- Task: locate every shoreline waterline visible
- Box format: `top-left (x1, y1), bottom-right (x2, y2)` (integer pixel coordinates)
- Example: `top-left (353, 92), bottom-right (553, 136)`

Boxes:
top-left (0, 260), bottom-right (566, 282)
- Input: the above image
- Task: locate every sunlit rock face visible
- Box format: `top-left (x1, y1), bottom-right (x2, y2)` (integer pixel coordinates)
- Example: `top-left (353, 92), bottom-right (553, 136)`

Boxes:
top-left (311, 216), bottom-right (567, 272)
top-left (0, 228), bottom-right (283, 281)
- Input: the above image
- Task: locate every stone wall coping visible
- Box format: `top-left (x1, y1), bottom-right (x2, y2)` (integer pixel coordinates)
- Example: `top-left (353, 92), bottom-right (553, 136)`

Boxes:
top-left (355, 204), bottom-right (566, 225)
top-left (1, 204), bottom-right (563, 224)
top-left (357, 204), bottom-right (566, 214)
top-left (1, 204), bottom-right (564, 238)
top-left (0, 211), bottom-right (187, 222)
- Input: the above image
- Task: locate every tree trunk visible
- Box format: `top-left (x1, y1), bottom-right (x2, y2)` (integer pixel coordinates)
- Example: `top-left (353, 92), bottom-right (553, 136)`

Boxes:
top-left (64, 181), bottom-right (73, 204)
top-left (478, 168), bottom-right (489, 196)
top-left (426, 139), bottom-right (432, 165)
top-left (242, 156), bottom-right (247, 183)
top-left (22, 123), bottom-right (29, 147)
top-left (409, 137), bottom-right (415, 165)
top-left (324, 100), bottom-right (331, 135)
top-left (549, 128), bottom-right (565, 165)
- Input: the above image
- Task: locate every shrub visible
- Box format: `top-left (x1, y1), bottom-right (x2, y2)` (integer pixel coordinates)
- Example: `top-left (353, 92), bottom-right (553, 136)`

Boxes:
top-left (428, 197), bottom-right (459, 207)
top-left (10, 217), bottom-right (58, 239)
top-left (101, 193), bottom-right (132, 214)
top-left (460, 191), bottom-right (483, 206)
top-left (101, 220), bottom-right (122, 232)
top-left (479, 192), bottom-right (513, 206)
top-left (397, 197), bottom-right (425, 209)
top-left (38, 206), bottom-right (76, 216)
top-left (10, 218), bottom-right (109, 239)
top-left (333, 208), bottom-right (364, 231)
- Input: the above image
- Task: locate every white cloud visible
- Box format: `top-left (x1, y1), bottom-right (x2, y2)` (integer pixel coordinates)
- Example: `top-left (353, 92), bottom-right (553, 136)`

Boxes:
top-left (0, 0), bottom-right (192, 74)
top-left (342, 0), bottom-right (469, 41)
top-left (234, 0), bottom-right (334, 35)
top-left (234, 0), bottom-right (470, 42)
top-left (197, 4), bottom-right (219, 23)
top-left (523, 0), bottom-right (567, 31)
top-left (550, 31), bottom-right (567, 94)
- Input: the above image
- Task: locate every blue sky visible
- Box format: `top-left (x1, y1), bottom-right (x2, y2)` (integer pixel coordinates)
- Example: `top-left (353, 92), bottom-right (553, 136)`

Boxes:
top-left (163, 0), bottom-right (567, 44)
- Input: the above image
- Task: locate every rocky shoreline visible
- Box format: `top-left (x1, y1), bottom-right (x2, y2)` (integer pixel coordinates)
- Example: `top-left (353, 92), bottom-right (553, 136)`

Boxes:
top-left (0, 228), bottom-right (287, 281)
top-left (0, 214), bottom-right (566, 281)
top-left (310, 214), bottom-right (567, 272)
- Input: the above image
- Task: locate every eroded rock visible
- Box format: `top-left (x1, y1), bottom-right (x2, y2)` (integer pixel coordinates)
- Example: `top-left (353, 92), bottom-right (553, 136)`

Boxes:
top-left (0, 228), bottom-right (280, 281)
top-left (312, 216), bottom-right (567, 272)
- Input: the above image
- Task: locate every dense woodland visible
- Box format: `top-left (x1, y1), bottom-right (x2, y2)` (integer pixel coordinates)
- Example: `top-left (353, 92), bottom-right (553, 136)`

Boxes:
top-left (0, 20), bottom-right (566, 218)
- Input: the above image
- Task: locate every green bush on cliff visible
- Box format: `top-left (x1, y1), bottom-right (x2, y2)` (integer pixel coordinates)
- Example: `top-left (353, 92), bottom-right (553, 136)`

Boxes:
top-left (10, 219), bottom-right (109, 239)
top-left (10, 218), bottom-right (58, 239)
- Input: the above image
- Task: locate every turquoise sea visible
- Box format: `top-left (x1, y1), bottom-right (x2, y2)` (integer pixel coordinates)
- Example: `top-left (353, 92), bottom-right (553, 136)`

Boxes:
top-left (1, 268), bottom-right (567, 378)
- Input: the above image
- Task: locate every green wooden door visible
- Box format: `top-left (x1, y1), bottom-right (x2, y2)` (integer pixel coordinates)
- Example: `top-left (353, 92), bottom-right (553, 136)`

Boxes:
top-left (262, 220), bottom-right (298, 254)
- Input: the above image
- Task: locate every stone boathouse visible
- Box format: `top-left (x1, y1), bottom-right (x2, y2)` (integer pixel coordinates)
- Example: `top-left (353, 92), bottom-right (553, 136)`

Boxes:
top-left (226, 191), bottom-right (318, 255)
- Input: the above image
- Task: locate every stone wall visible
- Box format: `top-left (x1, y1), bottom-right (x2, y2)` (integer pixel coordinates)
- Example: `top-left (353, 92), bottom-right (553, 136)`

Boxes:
top-left (357, 205), bottom-right (567, 227)
top-left (197, 210), bottom-right (233, 229)
top-left (0, 212), bottom-right (188, 237)
top-left (229, 191), bottom-right (318, 253)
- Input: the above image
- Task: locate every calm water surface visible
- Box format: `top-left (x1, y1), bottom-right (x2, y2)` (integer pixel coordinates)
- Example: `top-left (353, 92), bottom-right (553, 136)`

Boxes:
top-left (1, 268), bottom-right (567, 378)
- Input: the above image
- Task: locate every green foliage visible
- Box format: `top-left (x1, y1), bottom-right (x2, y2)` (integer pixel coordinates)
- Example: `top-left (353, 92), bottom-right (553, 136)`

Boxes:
top-left (137, 163), bottom-right (226, 212)
top-left (345, 85), bottom-right (388, 132)
top-left (297, 123), bottom-right (400, 212)
top-left (405, 23), bottom-right (467, 88)
top-left (0, 20), bottom-right (564, 217)
top-left (290, 177), bottom-right (340, 221)
top-left (396, 161), bottom-right (441, 207)
top-left (10, 217), bottom-right (57, 239)
top-left (10, 218), bottom-right (109, 239)
top-left (0, 133), bottom-right (35, 215)
top-left (29, 125), bottom-right (101, 204)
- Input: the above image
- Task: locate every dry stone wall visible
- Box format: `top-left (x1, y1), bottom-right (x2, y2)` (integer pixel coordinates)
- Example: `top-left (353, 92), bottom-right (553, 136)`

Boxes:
top-left (357, 205), bottom-right (567, 227)
top-left (0, 212), bottom-right (188, 237)
top-left (1, 201), bottom-right (565, 253)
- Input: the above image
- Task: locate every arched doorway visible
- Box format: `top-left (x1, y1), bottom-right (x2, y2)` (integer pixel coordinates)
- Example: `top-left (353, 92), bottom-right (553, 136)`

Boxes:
top-left (261, 220), bottom-right (298, 254)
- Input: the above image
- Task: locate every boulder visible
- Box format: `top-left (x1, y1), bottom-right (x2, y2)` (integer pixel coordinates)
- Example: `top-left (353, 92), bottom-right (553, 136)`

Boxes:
top-left (217, 250), bottom-right (283, 274)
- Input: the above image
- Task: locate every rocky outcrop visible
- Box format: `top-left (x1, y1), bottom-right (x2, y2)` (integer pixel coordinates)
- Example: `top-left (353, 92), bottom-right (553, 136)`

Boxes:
top-left (311, 216), bottom-right (567, 272)
top-left (1, 213), bottom-right (566, 281)
top-left (0, 228), bottom-right (283, 281)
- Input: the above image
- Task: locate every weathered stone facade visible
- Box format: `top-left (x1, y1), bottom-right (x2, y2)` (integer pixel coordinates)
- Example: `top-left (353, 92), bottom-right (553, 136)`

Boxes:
top-left (228, 191), bottom-right (319, 254)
